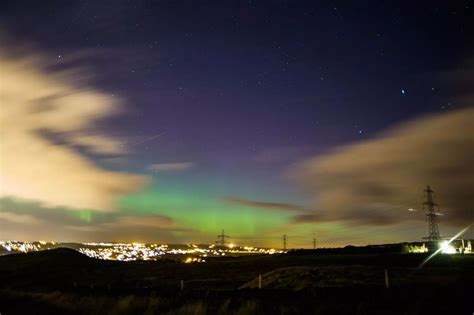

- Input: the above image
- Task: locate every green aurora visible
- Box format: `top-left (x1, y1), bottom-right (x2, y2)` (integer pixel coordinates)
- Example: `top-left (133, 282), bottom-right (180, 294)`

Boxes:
top-left (118, 184), bottom-right (292, 237)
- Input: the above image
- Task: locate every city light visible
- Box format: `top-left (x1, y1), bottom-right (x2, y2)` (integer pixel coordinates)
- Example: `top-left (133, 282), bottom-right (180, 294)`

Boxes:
top-left (0, 241), bottom-right (283, 262)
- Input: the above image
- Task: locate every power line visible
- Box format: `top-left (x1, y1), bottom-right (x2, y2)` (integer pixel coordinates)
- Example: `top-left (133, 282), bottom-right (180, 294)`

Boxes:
top-left (235, 225), bottom-right (422, 242)
top-left (221, 222), bottom-right (425, 248)
top-left (232, 236), bottom-right (280, 240)
top-left (325, 224), bottom-right (423, 243)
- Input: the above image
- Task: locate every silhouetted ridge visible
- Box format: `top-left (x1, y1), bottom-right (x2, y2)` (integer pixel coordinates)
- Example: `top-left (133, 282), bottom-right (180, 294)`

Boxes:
top-left (0, 247), bottom-right (96, 267)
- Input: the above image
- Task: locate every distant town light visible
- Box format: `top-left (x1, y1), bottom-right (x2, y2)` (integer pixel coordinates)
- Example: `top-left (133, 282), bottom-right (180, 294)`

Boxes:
top-left (0, 241), bottom-right (280, 261)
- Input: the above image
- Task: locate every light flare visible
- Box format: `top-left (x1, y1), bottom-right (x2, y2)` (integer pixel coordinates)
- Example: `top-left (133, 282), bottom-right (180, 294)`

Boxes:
top-left (418, 223), bottom-right (473, 270)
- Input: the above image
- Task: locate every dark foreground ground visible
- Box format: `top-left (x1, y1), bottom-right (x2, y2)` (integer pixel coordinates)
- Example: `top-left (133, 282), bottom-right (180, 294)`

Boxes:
top-left (0, 248), bottom-right (472, 314)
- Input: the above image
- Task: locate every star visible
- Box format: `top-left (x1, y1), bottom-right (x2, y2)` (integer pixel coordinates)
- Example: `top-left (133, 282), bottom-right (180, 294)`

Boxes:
top-left (401, 89), bottom-right (405, 95)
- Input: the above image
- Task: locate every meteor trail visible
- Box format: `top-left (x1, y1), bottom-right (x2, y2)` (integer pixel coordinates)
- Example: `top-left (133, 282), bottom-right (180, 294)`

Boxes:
top-left (128, 132), bottom-right (166, 147)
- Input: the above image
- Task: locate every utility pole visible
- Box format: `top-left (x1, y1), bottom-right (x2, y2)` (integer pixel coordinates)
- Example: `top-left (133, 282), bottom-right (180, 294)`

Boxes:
top-left (313, 238), bottom-right (317, 250)
top-left (423, 185), bottom-right (441, 242)
top-left (282, 234), bottom-right (287, 251)
top-left (216, 229), bottom-right (229, 247)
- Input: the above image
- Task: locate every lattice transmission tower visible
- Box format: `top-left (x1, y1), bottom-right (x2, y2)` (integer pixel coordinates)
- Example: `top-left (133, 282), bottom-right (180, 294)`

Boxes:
top-left (216, 229), bottom-right (229, 247)
top-left (423, 185), bottom-right (441, 242)
top-left (282, 234), bottom-right (287, 250)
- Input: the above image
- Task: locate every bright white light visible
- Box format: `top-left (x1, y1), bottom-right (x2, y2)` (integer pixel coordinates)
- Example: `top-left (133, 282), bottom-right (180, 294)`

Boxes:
top-left (229, 243), bottom-right (235, 249)
top-left (418, 224), bottom-right (472, 270)
top-left (440, 240), bottom-right (456, 254)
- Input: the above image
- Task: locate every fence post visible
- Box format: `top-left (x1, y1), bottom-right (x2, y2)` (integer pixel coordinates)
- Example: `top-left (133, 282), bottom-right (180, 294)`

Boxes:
top-left (180, 279), bottom-right (184, 291)
top-left (258, 274), bottom-right (262, 289)
top-left (384, 269), bottom-right (390, 288)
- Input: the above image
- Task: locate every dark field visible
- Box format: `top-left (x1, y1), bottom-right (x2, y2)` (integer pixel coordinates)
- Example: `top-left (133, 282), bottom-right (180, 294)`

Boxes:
top-left (0, 248), bottom-right (472, 314)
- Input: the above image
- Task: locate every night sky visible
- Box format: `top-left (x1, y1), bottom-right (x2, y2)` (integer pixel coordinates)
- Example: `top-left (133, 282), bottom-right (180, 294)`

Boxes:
top-left (1, 1), bottom-right (473, 247)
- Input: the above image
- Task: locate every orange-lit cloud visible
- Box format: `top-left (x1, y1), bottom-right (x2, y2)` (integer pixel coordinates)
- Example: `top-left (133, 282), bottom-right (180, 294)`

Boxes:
top-left (0, 211), bottom-right (43, 225)
top-left (103, 215), bottom-right (189, 231)
top-left (0, 197), bottom-right (193, 242)
top-left (292, 108), bottom-right (474, 227)
top-left (0, 49), bottom-right (148, 211)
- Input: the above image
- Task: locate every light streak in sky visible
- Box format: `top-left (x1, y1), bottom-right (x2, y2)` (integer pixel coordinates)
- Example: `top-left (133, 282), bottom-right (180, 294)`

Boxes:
top-left (127, 132), bottom-right (166, 147)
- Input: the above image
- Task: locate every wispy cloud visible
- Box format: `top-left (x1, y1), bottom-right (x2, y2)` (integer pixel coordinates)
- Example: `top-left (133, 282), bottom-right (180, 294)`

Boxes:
top-left (0, 197), bottom-right (193, 242)
top-left (0, 45), bottom-right (148, 211)
top-left (224, 196), bottom-right (305, 212)
top-left (104, 215), bottom-right (176, 229)
top-left (148, 162), bottom-right (195, 172)
top-left (0, 211), bottom-right (43, 225)
top-left (291, 107), bottom-right (474, 226)
top-left (439, 57), bottom-right (474, 107)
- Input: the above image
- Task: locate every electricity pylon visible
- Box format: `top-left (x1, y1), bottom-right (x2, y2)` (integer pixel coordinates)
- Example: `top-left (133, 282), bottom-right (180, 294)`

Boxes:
top-left (216, 229), bottom-right (229, 247)
top-left (282, 234), bottom-right (287, 250)
top-left (423, 185), bottom-right (441, 242)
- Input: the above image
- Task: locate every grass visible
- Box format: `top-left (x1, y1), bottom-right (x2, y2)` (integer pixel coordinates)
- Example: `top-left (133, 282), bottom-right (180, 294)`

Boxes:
top-left (0, 248), bottom-right (472, 314)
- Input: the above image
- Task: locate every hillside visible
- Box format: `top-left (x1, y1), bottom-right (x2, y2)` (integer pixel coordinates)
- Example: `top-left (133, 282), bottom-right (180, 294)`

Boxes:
top-left (0, 248), bottom-right (472, 314)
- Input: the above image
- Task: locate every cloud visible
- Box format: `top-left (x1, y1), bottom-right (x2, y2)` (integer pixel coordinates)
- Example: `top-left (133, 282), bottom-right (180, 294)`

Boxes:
top-left (0, 197), bottom-right (111, 226)
top-left (0, 46), bottom-right (148, 211)
top-left (69, 134), bottom-right (125, 154)
top-left (439, 57), bottom-right (474, 106)
top-left (0, 211), bottom-right (43, 225)
top-left (148, 162), bottom-right (195, 172)
top-left (103, 215), bottom-right (182, 230)
top-left (65, 214), bottom-right (194, 242)
top-left (291, 107), bottom-right (474, 227)
top-left (224, 196), bottom-right (305, 212)
top-left (0, 197), bottom-right (192, 241)
top-left (67, 215), bottom-right (191, 233)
